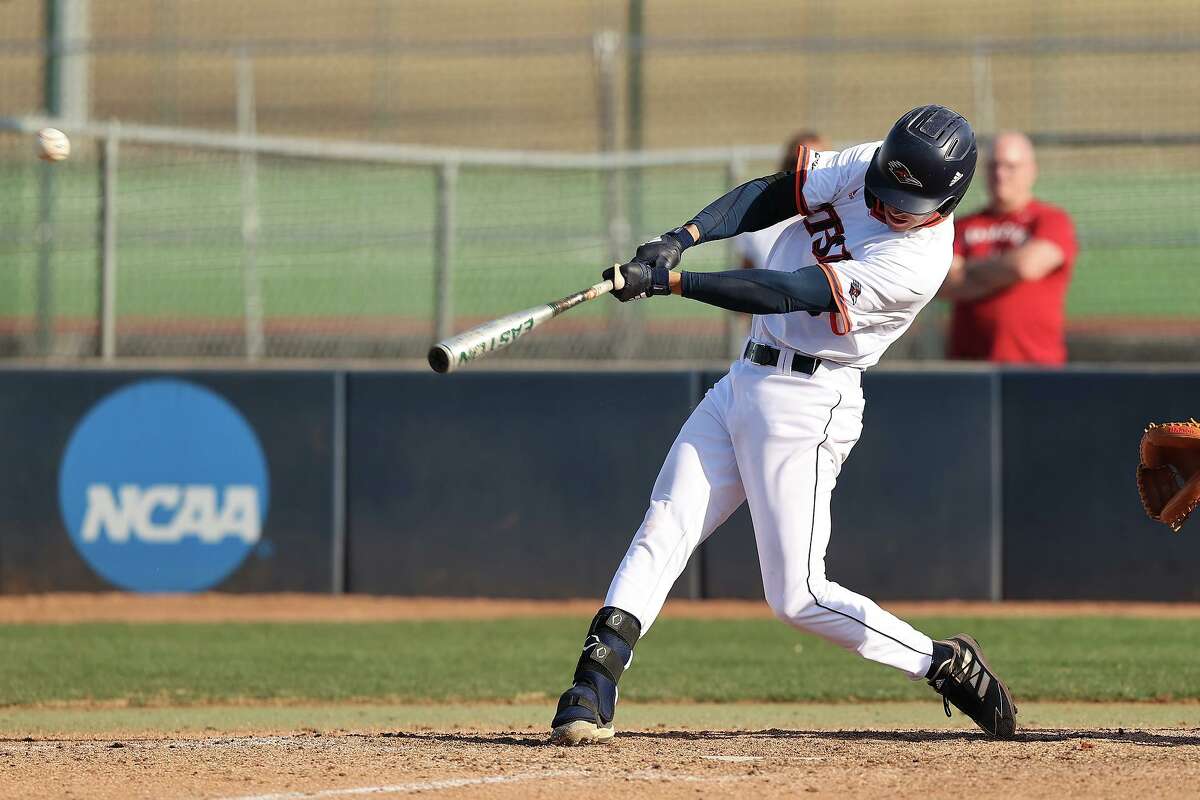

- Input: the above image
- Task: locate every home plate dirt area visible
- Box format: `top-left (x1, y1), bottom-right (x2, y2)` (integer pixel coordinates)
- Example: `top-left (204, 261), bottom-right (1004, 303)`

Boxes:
top-left (4, 725), bottom-right (1199, 799)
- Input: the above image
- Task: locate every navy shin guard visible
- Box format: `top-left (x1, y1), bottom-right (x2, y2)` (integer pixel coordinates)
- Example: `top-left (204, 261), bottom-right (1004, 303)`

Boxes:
top-left (552, 607), bottom-right (641, 729)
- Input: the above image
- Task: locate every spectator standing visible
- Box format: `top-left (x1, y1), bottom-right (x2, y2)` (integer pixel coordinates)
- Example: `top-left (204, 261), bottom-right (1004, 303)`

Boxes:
top-left (939, 131), bottom-right (1078, 364)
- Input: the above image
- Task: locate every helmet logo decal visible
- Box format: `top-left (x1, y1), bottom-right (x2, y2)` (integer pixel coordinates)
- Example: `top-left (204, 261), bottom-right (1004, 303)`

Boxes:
top-left (887, 160), bottom-right (924, 187)
top-left (949, 171), bottom-right (964, 187)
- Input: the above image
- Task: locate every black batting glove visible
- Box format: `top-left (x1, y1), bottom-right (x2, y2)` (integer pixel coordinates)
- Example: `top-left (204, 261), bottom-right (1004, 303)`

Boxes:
top-left (603, 262), bottom-right (672, 302)
top-left (631, 227), bottom-right (694, 271)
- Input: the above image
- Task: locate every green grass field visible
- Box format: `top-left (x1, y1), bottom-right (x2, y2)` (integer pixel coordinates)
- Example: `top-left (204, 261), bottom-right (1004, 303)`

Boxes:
top-left (3, 615), bottom-right (1197, 709)
top-left (1, 156), bottom-right (1197, 327)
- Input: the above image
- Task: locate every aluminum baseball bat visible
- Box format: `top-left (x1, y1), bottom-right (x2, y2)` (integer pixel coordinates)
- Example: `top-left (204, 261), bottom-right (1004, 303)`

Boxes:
top-left (428, 278), bottom-right (614, 373)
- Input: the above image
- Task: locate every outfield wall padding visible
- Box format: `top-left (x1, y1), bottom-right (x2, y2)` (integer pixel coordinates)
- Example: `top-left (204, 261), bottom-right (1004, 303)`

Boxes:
top-left (344, 371), bottom-right (702, 598)
top-left (0, 370), bottom-right (336, 593)
top-left (1001, 369), bottom-right (1200, 601)
top-left (3, 366), bottom-right (1199, 600)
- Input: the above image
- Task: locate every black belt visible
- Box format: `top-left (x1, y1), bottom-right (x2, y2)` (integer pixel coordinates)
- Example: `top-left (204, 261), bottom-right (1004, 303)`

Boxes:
top-left (743, 342), bottom-right (821, 375)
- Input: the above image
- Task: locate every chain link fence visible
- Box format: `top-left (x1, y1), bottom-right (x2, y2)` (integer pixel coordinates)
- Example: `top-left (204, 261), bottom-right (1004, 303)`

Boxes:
top-left (0, 118), bottom-right (780, 360)
top-left (1, 0), bottom-right (1199, 362)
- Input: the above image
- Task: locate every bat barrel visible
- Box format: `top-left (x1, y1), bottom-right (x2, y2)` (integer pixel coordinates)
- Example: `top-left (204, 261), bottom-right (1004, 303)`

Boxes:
top-left (428, 279), bottom-right (614, 374)
top-left (428, 344), bottom-right (453, 374)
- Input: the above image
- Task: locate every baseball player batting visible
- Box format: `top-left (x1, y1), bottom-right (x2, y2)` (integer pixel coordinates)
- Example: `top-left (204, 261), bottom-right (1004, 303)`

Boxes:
top-left (550, 105), bottom-right (1018, 745)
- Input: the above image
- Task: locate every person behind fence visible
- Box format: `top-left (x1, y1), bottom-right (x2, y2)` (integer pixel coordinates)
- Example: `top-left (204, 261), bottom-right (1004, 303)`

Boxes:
top-left (733, 131), bottom-right (830, 270)
top-left (937, 131), bottom-right (1078, 364)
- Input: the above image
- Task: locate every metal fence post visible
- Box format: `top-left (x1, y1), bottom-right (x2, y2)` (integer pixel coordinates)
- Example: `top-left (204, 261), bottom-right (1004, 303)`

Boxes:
top-left (237, 49), bottom-right (265, 360)
top-left (433, 161), bottom-right (459, 342)
top-left (596, 30), bottom-right (626, 264)
top-left (972, 42), bottom-right (997, 137)
top-left (331, 370), bottom-right (347, 595)
top-left (625, 0), bottom-right (645, 242)
top-left (595, 30), bottom-right (635, 357)
top-left (723, 153), bottom-right (749, 359)
top-left (35, 160), bottom-right (57, 356)
top-left (98, 130), bottom-right (119, 360)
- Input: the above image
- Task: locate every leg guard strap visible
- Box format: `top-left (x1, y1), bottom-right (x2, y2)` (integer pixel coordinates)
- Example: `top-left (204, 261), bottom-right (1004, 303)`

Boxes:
top-left (597, 607), bottom-right (641, 651)
top-left (577, 640), bottom-right (628, 684)
top-left (572, 606), bottom-right (642, 684)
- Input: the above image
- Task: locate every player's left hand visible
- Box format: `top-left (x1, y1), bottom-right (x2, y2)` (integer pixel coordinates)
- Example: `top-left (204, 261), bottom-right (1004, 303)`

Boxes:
top-left (603, 262), bottom-right (672, 302)
top-left (631, 232), bottom-right (687, 271)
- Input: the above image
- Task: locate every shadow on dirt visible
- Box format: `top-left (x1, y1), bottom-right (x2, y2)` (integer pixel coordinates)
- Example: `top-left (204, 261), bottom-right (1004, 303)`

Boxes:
top-left (374, 727), bottom-right (1200, 748)
top-left (626, 728), bottom-right (1200, 748)
top-left (378, 731), bottom-right (549, 748)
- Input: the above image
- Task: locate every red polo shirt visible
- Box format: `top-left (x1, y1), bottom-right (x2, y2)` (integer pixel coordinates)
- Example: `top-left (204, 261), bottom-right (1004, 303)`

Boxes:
top-left (948, 200), bottom-right (1078, 364)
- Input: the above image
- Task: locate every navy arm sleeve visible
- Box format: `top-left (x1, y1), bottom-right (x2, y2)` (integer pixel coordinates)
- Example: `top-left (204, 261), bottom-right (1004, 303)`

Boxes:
top-left (686, 172), bottom-right (798, 243)
top-left (679, 266), bottom-right (835, 315)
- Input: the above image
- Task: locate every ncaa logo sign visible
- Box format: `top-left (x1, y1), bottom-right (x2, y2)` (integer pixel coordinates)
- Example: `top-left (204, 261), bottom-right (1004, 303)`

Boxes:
top-left (58, 379), bottom-right (270, 592)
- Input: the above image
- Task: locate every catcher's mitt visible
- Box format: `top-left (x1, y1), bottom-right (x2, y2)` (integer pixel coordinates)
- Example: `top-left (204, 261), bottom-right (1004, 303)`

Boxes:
top-left (1137, 419), bottom-right (1200, 532)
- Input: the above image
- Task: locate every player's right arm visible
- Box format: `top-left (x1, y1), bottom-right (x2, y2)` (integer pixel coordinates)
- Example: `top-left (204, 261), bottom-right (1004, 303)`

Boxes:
top-left (609, 144), bottom-right (851, 302)
top-left (682, 142), bottom-right (856, 245)
top-left (616, 170), bottom-right (798, 286)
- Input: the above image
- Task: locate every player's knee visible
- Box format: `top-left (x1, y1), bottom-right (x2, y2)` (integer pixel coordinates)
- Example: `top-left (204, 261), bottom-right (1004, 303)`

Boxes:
top-left (807, 576), bottom-right (835, 605)
top-left (765, 588), bottom-right (818, 624)
top-left (765, 576), bottom-right (836, 624)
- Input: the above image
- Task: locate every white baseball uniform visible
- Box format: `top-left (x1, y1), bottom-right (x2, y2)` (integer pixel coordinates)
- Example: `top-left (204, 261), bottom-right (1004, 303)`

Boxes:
top-left (605, 141), bottom-right (954, 679)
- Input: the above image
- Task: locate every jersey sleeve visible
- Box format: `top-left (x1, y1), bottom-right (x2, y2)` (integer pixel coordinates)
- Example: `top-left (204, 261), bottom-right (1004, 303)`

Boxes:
top-left (1030, 206), bottom-right (1078, 265)
top-left (794, 148), bottom-right (844, 215)
top-left (795, 142), bottom-right (878, 217)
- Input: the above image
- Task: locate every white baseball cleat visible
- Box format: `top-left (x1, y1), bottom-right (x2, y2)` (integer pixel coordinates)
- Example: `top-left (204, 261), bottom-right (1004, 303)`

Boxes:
top-left (549, 719), bottom-right (615, 746)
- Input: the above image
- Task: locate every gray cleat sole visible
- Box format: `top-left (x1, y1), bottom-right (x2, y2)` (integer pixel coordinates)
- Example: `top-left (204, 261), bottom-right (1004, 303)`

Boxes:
top-left (549, 719), bottom-right (615, 746)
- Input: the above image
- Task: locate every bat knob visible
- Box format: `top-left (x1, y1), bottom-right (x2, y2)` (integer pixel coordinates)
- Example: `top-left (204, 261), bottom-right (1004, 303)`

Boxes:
top-left (427, 345), bottom-right (452, 374)
top-left (610, 262), bottom-right (625, 291)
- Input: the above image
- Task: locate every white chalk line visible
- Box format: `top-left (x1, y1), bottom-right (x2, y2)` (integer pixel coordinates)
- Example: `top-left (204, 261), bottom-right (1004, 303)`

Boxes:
top-left (625, 769), bottom-right (755, 784)
top-left (213, 765), bottom-right (766, 800)
top-left (211, 769), bottom-right (588, 800)
top-left (701, 755), bottom-right (763, 762)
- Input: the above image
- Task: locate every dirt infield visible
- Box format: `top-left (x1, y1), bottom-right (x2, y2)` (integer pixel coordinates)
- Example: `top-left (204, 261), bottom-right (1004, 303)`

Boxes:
top-left (3, 592), bottom-right (1200, 623)
top-left (4, 725), bottom-right (1197, 800)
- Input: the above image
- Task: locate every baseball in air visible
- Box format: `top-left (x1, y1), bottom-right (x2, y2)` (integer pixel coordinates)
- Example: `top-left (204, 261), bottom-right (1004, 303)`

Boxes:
top-left (36, 127), bottom-right (70, 162)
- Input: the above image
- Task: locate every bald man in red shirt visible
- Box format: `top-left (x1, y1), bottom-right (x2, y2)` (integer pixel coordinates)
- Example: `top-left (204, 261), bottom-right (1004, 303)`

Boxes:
top-left (938, 132), bottom-right (1078, 364)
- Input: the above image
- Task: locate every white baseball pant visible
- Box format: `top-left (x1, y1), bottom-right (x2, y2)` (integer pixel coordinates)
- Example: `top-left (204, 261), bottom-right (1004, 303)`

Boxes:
top-left (605, 353), bottom-right (934, 679)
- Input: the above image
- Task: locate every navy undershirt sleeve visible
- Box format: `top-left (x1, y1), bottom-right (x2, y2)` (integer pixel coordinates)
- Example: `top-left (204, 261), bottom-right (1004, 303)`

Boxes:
top-left (679, 266), bottom-right (836, 315)
top-left (686, 172), bottom-right (798, 243)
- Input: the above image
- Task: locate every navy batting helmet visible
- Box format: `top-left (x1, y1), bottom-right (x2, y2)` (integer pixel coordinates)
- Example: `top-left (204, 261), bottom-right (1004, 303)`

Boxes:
top-left (864, 105), bottom-right (977, 218)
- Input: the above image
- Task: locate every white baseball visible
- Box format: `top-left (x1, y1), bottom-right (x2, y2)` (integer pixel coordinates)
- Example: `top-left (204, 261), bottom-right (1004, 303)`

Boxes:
top-left (36, 127), bottom-right (70, 162)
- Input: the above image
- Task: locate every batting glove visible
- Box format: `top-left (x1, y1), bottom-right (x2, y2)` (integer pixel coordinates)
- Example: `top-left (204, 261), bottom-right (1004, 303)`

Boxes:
top-left (603, 262), bottom-right (672, 302)
top-left (631, 227), bottom-right (694, 272)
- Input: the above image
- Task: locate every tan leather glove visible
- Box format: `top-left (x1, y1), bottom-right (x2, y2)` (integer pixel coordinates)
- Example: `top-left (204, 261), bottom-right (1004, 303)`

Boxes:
top-left (1137, 420), bottom-right (1200, 532)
